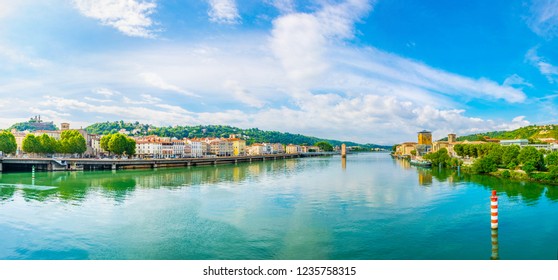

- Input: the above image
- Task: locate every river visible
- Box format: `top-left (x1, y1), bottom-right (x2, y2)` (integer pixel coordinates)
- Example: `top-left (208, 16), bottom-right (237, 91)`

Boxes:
top-left (0, 153), bottom-right (557, 259)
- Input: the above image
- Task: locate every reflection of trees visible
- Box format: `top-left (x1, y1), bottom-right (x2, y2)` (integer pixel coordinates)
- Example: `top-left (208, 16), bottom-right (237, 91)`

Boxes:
top-left (0, 186), bottom-right (15, 201)
top-left (545, 186), bottom-right (558, 201)
top-left (416, 167), bottom-right (555, 205)
top-left (430, 168), bottom-right (455, 182)
top-left (0, 158), bottom-right (308, 202)
top-left (466, 175), bottom-right (546, 205)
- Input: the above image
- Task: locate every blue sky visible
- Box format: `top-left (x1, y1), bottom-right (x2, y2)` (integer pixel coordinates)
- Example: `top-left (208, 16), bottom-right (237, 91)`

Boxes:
top-left (0, 0), bottom-right (557, 144)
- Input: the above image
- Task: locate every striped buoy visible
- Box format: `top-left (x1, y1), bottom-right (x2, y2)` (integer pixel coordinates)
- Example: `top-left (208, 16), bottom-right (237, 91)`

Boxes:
top-left (491, 190), bottom-right (498, 229)
top-left (490, 228), bottom-right (499, 260)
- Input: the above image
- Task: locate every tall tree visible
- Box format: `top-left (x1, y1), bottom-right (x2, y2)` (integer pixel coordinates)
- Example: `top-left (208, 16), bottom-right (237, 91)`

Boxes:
top-left (0, 131), bottom-right (17, 155)
top-left (38, 134), bottom-right (57, 154)
top-left (60, 130), bottom-right (87, 155)
top-left (108, 133), bottom-right (129, 156)
top-left (22, 134), bottom-right (41, 155)
top-left (125, 138), bottom-right (136, 156)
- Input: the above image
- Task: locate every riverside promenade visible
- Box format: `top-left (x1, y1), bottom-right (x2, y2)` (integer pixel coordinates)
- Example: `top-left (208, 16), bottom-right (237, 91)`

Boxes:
top-left (0, 152), bottom-right (337, 173)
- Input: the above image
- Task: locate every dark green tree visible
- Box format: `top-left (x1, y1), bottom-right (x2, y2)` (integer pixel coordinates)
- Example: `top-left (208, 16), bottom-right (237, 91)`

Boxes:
top-left (22, 134), bottom-right (41, 155)
top-left (423, 148), bottom-right (451, 167)
top-left (108, 133), bottom-right (129, 156)
top-left (100, 134), bottom-right (112, 153)
top-left (38, 134), bottom-right (57, 154)
top-left (125, 137), bottom-right (136, 156)
top-left (518, 146), bottom-right (544, 171)
top-left (0, 131), bottom-right (17, 155)
top-left (501, 145), bottom-right (520, 166)
top-left (60, 130), bottom-right (87, 155)
top-left (472, 156), bottom-right (497, 174)
top-left (545, 151), bottom-right (558, 167)
top-left (315, 141), bottom-right (333, 152)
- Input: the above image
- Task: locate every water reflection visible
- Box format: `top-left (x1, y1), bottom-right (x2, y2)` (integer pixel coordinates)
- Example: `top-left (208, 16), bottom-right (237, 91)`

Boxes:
top-left (0, 159), bottom-right (315, 203)
top-left (490, 229), bottom-right (499, 260)
top-left (389, 157), bottom-right (558, 204)
top-left (417, 168), bottom-right (432, 186)
top-left (341, 157), bottom-right (346, 171)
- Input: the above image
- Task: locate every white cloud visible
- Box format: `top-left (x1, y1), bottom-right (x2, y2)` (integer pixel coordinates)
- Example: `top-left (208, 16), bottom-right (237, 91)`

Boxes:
top-left (94, 88), bottom-right (120, 97)
top-left (503, 74), bottom-right (533, 88)
top-left (207, 0), bottom-right (240, 24)
top-left (122, 94), bottom-right (161, 105)
top-left (0, 0), bottom-right (28, 19)
top-left (526, 47), bottom-right (558, 83)
top-left (270, 0), bottom-right (372, 83)
top-left (72, 0), bottom-right (158, 38)
top-left (527, 0), bottom-right (558, 38)
top-left (224, 80), bottom-right (266, 108)
top-left (270, 0), bottom-right (295, 14)
top-left (140, 72), bottom-right (198, 97)
top-left (0, 44), bottom-right (49, 68)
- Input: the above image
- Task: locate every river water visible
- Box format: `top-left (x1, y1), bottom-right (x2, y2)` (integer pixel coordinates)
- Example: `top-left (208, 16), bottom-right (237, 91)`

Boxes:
top-left (0, 153), bottom-right (557, 260)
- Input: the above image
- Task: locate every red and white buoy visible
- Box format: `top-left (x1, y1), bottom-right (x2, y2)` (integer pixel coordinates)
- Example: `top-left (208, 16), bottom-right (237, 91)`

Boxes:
top-left (490, 190), bottom-right (498, 229)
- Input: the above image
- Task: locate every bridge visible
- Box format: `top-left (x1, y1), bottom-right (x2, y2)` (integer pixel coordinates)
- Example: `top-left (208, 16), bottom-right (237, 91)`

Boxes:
top-left (0, 152), bottom-right (336, 173)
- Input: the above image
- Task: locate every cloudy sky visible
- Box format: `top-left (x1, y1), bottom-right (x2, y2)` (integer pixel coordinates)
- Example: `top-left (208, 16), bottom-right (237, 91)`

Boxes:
top-left (0, 0), bottom-right (557, 144)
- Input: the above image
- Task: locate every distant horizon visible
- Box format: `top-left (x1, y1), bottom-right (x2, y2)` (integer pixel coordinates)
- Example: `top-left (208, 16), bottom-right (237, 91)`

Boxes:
top-left (1, 1), bottom-right (557, 145)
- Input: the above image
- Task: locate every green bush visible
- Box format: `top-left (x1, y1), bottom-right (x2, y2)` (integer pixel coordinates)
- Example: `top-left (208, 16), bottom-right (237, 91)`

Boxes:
top-left (472, 156), bottom-right (497, 174)
top-left (501, 170), bottom-right (510, 178)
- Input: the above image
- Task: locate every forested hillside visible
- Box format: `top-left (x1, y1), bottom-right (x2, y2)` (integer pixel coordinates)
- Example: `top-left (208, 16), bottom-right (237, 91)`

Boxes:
top-left (85, 121), bottom-right (390, 149)
top-left (438, 124), bottom-right (558, 142)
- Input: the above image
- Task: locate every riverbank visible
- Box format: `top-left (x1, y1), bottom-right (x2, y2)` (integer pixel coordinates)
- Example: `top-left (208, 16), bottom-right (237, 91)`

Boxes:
top-left (0, 152), bottom-right (336, 173)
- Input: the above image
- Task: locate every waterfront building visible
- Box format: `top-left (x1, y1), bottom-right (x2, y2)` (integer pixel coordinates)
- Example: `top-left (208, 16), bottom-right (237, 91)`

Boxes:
top-left (12, 130), bottom-right (27, 155)
top-left (396, 142), bottom-right (417, 156)
top-left (416, 130), bottom-right (432, 156)
top-left (172, 139), bottom-right (185, 157)
top-left (184, 142), bottom-right (192, 158)
top-left (135, 136), bottom-right (163, 158)
top-left (432, 141), bottom-right (449, 153)
top-left (90, 134), bottom-right (104, 155)
top-left (286, 144), bottom-right (301, 154)
top-left (270, 143), bottom-right (285, 154)
top-left (229, 136), bottom-right (246, 156)
top-left (418, 130), bottom-right (432, 145)
top-left (207, 138), bottom-right (221, 156)
top-left (187, 139), bottom-right (204, 158)
top-left (248, 144), bottom-right (265, 155)
top-left (219, 139), bottom-right (234, 157)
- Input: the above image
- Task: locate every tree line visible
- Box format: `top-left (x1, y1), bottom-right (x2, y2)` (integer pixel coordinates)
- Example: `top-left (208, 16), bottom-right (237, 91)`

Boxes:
top-left (443, 143), bottom-right (558, 182)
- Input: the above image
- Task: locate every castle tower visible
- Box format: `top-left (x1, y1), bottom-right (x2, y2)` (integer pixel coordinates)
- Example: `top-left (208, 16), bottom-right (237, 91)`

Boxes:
top-left (448, 133), bottom-right (457, 143)
top-left (61, 123), bottom-right (70, 131)
top-left (417, 130), bottom-right (432, 145)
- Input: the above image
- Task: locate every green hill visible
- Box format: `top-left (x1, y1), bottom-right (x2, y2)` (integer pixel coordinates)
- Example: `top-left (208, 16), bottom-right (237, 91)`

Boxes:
top-left (438, 124), bottom-right (558, 143)
top-left (85, 121), bottom-right (390, 149)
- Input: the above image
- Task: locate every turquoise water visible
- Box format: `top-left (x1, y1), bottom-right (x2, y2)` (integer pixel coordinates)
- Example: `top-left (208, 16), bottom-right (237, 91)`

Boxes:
top-left (0, 153), bottom-right (557, 260)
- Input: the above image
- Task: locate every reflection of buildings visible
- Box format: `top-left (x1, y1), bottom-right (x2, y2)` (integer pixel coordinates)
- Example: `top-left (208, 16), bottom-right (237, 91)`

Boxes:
top-left (341, 157), bottom-right (346, 170)
top-left (417, 169), bottom-right (432, 185)
top-left (416, 130), bottom-right (432, 156)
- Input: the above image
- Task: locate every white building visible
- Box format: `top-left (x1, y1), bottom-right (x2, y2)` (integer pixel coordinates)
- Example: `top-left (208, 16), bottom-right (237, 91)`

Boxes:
top-left (188, 139), bottom-right (204, 158)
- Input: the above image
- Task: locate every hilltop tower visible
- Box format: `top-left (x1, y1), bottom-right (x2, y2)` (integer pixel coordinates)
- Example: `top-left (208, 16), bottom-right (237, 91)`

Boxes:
top-left (417, 130), bottom-right (432, 145)
top-left (61, 123), bottom-right (70, 131)
top-left (448, 133), bottom-right (457, 143)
